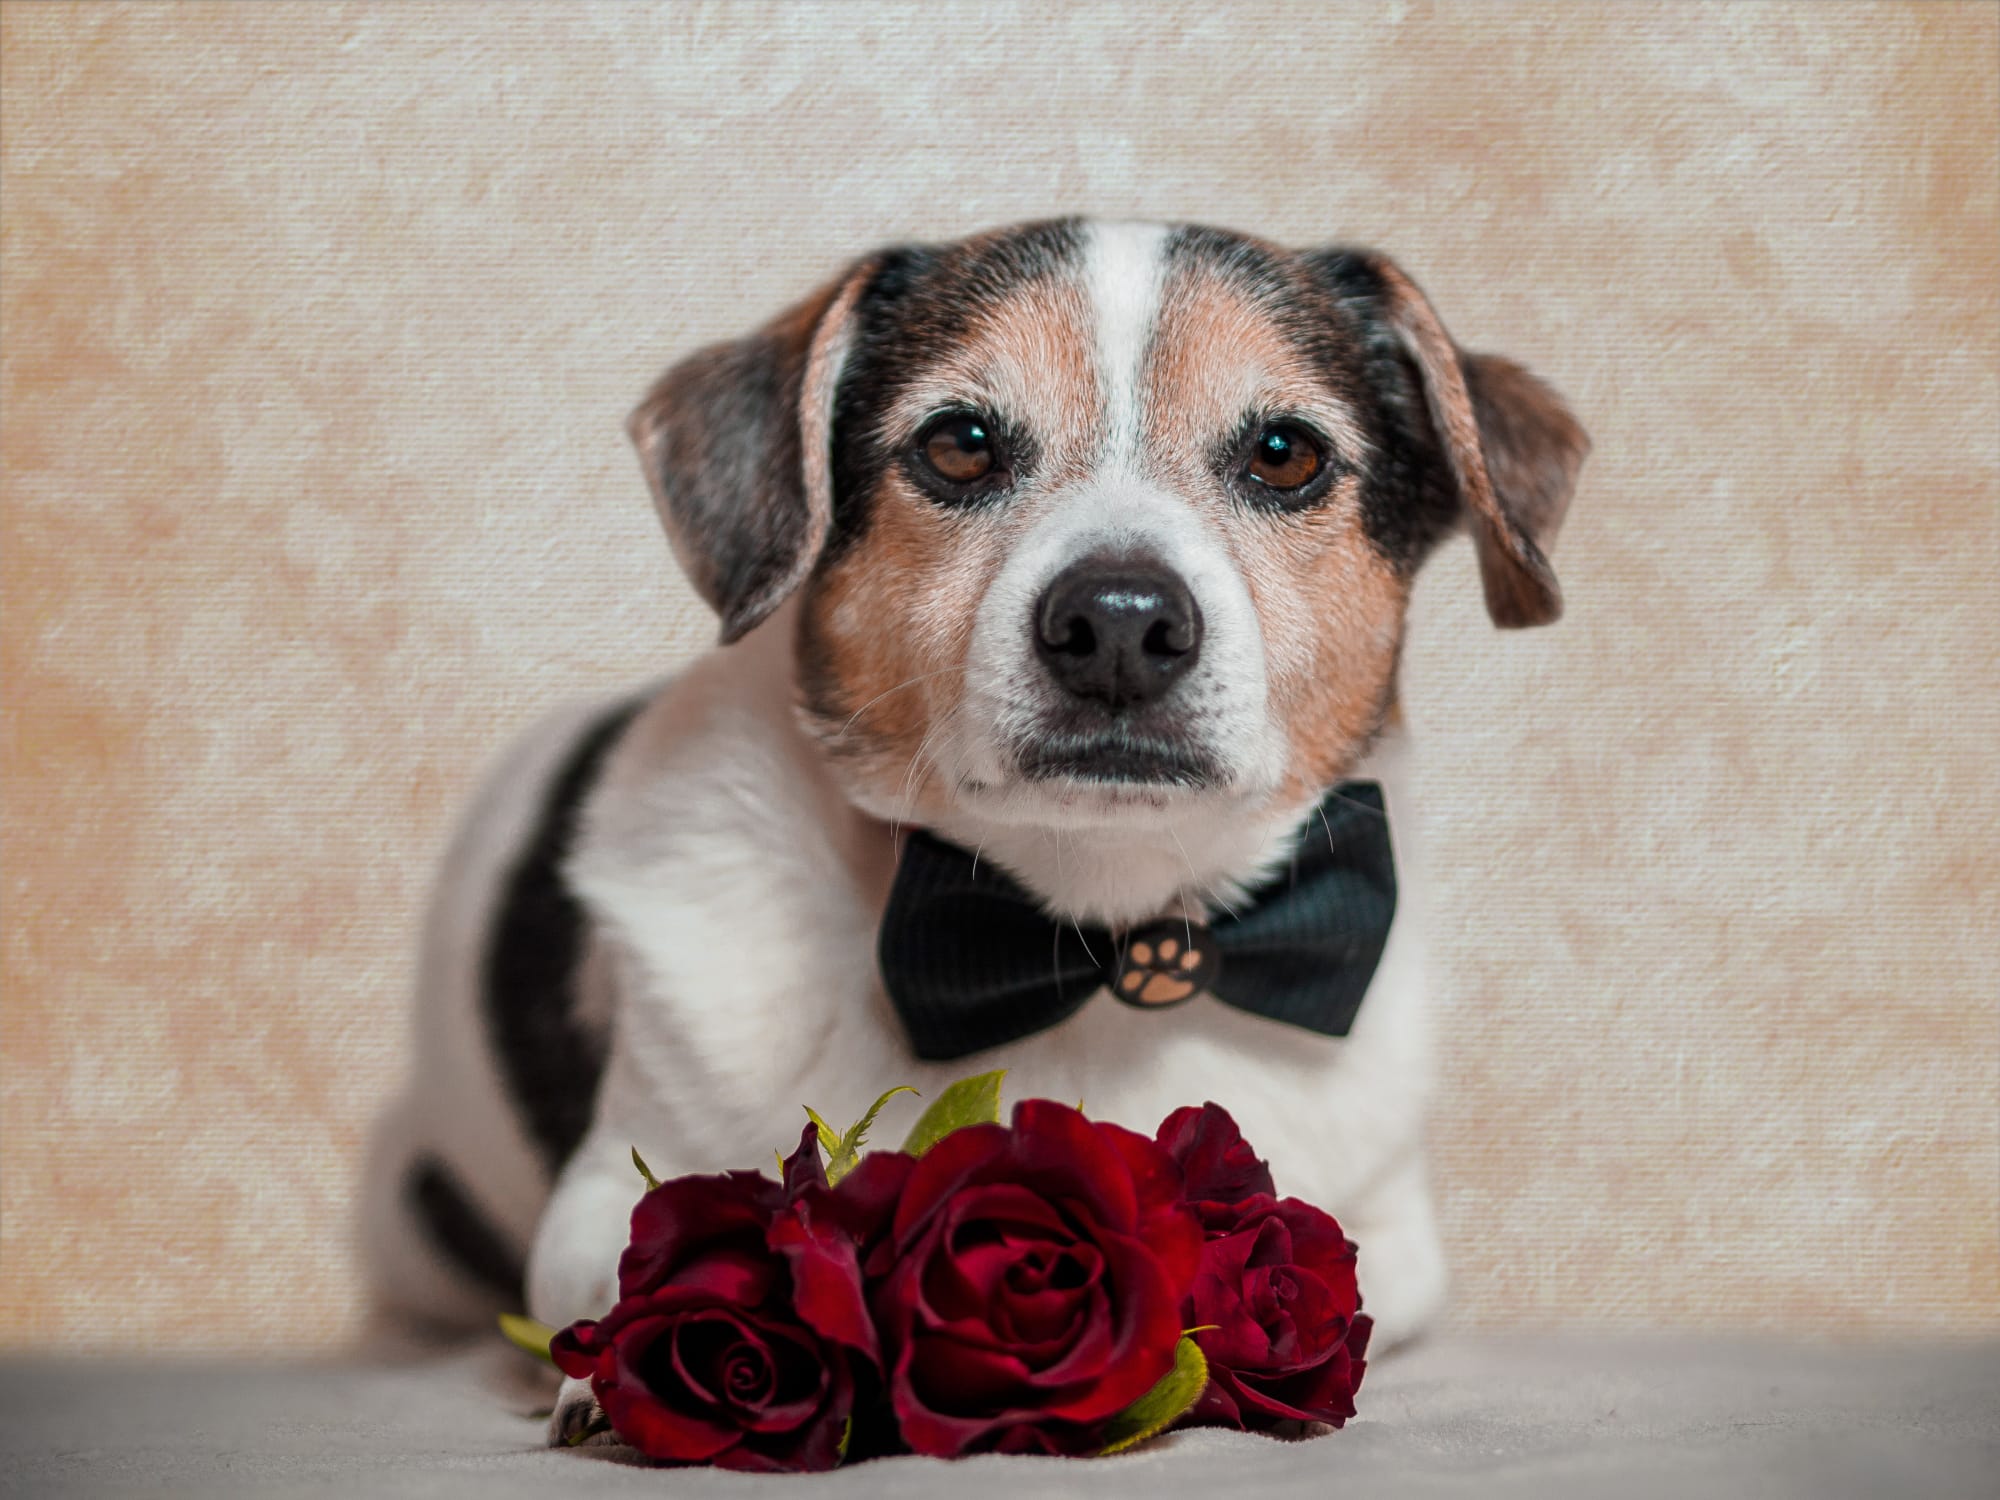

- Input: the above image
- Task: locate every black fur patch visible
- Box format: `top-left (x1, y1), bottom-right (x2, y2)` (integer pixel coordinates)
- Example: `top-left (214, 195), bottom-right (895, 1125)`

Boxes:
top-left (406, 1153), bottom-right (525, 1304)
top-left (1301, 247), bottom-right (1464, 571)
top-left (482, 697), bottom-right (644, 1179)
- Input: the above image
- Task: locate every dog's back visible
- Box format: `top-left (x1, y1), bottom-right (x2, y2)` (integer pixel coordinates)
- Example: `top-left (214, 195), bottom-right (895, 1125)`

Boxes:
top-left (363, 692), bottom-right (636, 1329)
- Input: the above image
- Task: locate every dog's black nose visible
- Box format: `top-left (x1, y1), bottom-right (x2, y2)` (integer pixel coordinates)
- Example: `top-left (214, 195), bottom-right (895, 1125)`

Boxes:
top-left (1034, 556), bottom-right (1202, 709)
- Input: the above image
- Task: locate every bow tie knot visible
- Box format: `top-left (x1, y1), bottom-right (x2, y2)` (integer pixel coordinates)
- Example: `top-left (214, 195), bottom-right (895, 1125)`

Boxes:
top-left (1107, 921), bottom-right (1221, 1008)
top-left (877, 783), bottom-right (1398, 1061)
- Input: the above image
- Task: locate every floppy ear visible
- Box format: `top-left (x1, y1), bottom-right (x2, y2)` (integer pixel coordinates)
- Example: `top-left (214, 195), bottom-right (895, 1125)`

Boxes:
top-left (1324, 251), bottom-right (1589, 628)
top-left (627, 257), bottom-right (878, 643)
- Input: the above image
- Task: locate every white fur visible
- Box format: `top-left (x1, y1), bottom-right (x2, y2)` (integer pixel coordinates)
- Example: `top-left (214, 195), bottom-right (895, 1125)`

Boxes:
top-left (1084, 220), bottom-right (1171, 468)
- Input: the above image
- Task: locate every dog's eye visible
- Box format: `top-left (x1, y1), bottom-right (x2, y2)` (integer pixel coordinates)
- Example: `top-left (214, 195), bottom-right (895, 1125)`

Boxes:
top-left (1246, 424), bottom-right (1323, 492)
top-left (917, 414), bottom-right (996, 486)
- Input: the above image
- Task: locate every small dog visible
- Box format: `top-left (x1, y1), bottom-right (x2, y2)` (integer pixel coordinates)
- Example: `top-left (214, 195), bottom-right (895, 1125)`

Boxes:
top-left (365, 221), bottom-right (1586, 1399)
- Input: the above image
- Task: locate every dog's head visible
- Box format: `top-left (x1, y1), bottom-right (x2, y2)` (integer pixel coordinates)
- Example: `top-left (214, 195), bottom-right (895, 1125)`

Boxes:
top-left (630, 221), bottom-right (1585, 882)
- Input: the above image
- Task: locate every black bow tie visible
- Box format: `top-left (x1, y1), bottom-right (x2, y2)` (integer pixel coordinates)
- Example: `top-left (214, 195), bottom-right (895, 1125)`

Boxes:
top-left (876, 783), bottom-right (1398, 1061)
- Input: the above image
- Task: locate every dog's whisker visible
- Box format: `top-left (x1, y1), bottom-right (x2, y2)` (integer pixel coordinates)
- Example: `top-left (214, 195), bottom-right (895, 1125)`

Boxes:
top-left (1165, 822), bottom-right (1207, 926)
top-left (1202, 883), bottom-right (1242, 923)
top-left (1071, 913), bottom-right (1098, 969)
top-left (889, 719), bottom-right (968, 837)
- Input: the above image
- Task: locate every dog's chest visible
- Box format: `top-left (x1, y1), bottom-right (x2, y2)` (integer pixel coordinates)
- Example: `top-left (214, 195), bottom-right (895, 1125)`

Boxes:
top-left (568, 664), bottom-right (1426, 1214)
top-left (579, 817), bottom-right (1421, 1216)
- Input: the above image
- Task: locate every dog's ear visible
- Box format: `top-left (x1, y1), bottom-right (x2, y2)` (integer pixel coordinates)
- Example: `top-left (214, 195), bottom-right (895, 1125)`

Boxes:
top-left (1316, 250), bottom-right (1589, 628)
top-left (628, 257), bottom-right (879, 643)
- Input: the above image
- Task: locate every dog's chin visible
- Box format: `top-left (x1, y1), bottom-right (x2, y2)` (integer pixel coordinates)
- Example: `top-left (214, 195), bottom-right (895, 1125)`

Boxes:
top-left (1018, 734), bottom-right (1220, 789)
top-left (946, 732), bottom-right (1248, 829)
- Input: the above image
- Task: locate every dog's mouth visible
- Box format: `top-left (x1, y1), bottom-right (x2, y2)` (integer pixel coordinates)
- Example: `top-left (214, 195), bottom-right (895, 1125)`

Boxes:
top-left (1015, 731), bottom-right (1223, 789)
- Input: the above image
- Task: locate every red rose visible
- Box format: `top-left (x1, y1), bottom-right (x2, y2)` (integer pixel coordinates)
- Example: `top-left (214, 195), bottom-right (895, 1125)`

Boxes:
top-left (550, 1127), bottom-right (874, 1472)
top-left (862, 1100), bottom-right (1203, 1456)
top-left (1156, 1104), bottom-right (1372, 1430)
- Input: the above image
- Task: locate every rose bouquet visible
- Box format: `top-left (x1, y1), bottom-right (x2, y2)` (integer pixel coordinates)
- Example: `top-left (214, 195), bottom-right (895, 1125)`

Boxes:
top-left (502, 1072), bottom-right (1370, 1469)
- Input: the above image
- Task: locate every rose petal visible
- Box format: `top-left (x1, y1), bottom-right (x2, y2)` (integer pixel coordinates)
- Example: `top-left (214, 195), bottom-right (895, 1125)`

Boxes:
top-left (908, 1333), bottom-right (1036, 1412)
top-left (657, 1244), bottom-right (777, 1307)
top-left (1026, 1232), bottom-right (1179, 1421)
top-left (766, 1195), bottom-right (877, 1362)
top-left (1005, 1102), bottom-right (1139, 1232)
top-left (831, 1150), bottom-right (915, 1256)
top-left (993, 1280), bottom-right (1093, 1350)
top-left (726, 1318), bottom-right (835, 1434)
top-left (1156, 1102), bottom-right (1275, 1207)
top-left (781, 1122), bottom-right (828, 1198)
top-left (1269, 1198), bottom-right (1359, 1303)
top-left (619, 1172), bottom-right (785, 1299)
top-left (1189, 1274), bottom-right (1271, 1370)
top-left (664, 1308), bottom-right (763, 1407)
top-left (601, 1314), bottom-right (743, 1462)
top-left (549, 1318), bottom-right (604, 1380)
top-left (890, 1123), bottom-right (1010, 1245)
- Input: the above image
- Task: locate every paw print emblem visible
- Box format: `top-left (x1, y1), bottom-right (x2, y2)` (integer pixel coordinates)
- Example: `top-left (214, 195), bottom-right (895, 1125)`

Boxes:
top-left (1108, 920), bottom-right (1221, 1009)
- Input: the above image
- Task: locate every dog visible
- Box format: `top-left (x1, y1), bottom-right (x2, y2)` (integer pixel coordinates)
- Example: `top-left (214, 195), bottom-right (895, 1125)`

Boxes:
top-left (363, 220), bottom-right (1587, 1423)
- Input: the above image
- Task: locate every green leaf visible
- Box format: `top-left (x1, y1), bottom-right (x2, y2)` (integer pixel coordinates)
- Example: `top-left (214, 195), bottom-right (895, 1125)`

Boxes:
top-left (630, 1147), bottom-right (660, 1192)
top-left (497, 1313), bottom-right (558, 1367)
top-left (1100, 1335), bottom-right (1208, 1455)
top-left (837, 1414), bottom-right (853, 1462)
top-left (900, 1070), bottom-right (1006, 1157)
top-left (804, 1088), bottom-right (918, 1186)
top-left (801, 1107), bottom-right (842, 1164)
top-left (830, 1085), bottom-right (916, 1183)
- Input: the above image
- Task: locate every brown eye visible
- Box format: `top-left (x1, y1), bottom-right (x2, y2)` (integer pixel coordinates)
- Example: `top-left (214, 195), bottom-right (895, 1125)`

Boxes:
top-left (1247, 424), bottom-right (1323, 491)
top-left (919, 414), bottom-right (996, 485)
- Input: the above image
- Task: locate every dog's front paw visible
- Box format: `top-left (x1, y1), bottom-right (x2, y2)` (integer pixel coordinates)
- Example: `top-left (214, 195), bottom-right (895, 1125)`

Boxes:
top-left (546, 1374), bottom-right (614, 1449)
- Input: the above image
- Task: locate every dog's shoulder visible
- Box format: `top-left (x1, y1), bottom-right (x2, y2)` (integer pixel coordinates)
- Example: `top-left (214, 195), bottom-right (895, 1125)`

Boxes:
top-left (566, 626), bottom-right (894, 1006)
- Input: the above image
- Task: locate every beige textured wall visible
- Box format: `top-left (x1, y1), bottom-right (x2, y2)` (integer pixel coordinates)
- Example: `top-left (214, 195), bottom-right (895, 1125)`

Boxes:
top-left (3, 1), bottom-right (1995, 1354)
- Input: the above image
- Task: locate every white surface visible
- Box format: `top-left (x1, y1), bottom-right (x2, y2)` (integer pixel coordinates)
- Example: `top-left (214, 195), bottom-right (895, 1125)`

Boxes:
top-left (3, 1334), bottom-right (1994, 1498)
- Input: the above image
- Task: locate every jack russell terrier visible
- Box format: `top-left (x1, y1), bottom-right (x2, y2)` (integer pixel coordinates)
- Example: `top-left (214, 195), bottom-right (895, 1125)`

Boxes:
top-left (364, 221), bottom-right (1587, 1408)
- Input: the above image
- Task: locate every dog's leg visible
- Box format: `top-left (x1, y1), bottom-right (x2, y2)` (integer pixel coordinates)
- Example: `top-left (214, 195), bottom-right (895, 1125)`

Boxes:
top-left (546, 1374), bottom-right (613, 1448)
top-left (1342, 1147), bottom-right (1448, 1350)
top-left (524, 1129), bottom-right (646, 1332)
top-left (524, 1127), bottom-right (651, 1449)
